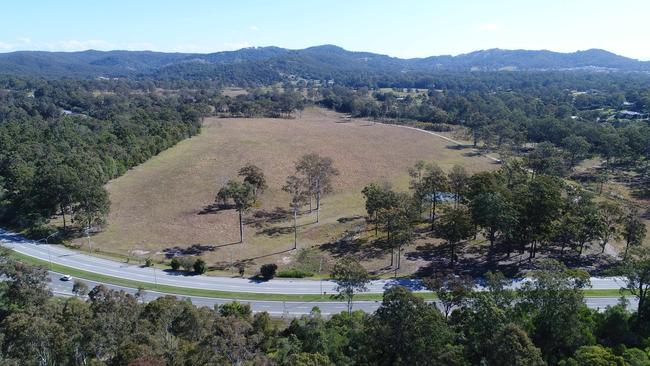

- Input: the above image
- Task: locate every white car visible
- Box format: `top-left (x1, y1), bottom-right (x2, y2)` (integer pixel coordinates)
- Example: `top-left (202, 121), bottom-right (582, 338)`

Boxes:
top-left (60, 275), bottom-right (72, 281)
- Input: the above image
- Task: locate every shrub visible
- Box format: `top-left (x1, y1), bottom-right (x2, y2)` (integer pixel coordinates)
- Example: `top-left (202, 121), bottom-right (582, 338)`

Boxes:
top-left (277, 268), bottom-right (314, 278)
top-left (219, 302), bottom-right (252, 319)
top-left (72, 280), bottom-right (89, 297)
top-left (260, 263), bottom-right (278, 280)
top-left (178, 256), bottom-right (197, 271)
top-left (170, 257), bottom-right (181, 271)
top-left (238, 265), bottom-right (246, 277)
top-left (144, 257), bottom-right (154, 267)
top-left (193, 258), bottom-right (207, 274)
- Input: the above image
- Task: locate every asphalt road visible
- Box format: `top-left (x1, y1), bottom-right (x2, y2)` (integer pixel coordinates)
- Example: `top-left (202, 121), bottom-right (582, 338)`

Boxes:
top-left (48, 272), bottom-right (376, 316)
top-left (0, 229), bottom-right (629, 294)
top-left (1, 228), bottom-right (636, 315)
top-left (48, 272), bottom-right (635, 316)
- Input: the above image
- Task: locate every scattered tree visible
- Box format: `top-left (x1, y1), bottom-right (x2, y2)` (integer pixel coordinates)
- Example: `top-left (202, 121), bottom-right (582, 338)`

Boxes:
top-left (330, 257), bottom-right (370, 314)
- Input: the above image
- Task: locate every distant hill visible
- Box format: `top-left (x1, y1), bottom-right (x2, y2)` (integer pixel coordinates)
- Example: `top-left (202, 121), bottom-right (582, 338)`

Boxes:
top-left (1, 45), bottom-right (648, 80)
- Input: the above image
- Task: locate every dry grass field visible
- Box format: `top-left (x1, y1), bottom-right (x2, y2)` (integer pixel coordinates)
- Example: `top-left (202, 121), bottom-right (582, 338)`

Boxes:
top-left (83, 108), bottom-right (497, 275)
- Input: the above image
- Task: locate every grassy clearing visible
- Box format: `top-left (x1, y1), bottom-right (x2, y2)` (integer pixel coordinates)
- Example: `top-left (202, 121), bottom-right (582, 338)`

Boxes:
top-left (82, 107), bottom-right (496, 275)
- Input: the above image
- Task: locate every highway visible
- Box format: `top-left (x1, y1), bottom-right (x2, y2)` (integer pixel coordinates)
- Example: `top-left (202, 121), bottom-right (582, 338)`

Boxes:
top-left (1, 228), bottom-right (637, 315)
top-left (47, 272), bottom-right (635, 315)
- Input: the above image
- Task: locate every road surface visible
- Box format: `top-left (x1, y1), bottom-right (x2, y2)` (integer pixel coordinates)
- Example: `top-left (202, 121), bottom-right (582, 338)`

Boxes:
top-left (0, 229), bottom-right (628, 294)
top-left (1, 229), bottom-right (635, 315)
top-left (48, 272), bottom-right (635, 315)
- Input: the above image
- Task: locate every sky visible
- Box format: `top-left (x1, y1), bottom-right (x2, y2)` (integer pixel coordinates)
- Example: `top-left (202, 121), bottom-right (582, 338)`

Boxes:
top-left (1, 0), bottom-right (649, 60)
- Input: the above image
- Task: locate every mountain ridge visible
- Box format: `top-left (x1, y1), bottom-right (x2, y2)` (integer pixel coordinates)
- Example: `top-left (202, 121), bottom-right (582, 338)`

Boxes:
top-left (1, 45), bottom-right (648, 79)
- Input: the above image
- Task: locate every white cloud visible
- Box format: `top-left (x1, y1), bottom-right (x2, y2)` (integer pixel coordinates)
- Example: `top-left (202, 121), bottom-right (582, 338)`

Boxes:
top-left (17, 37), bottom-right (31, 44)
top-left (0, 41), bottom-right (13, 50)
top-left (249, 25), bottom-right (259, 32)
top-left (477, 23), bottom-right (501, 32)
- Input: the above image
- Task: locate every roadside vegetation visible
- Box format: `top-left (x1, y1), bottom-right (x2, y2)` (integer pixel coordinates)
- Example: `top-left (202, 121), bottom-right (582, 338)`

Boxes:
top-left (3, 247), bottom-right (650, 365)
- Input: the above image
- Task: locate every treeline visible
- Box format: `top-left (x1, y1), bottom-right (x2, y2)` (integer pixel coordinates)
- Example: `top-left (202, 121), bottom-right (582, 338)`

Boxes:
top-left (3, 250), bottom-right (650, 365)
top-left (363, 160), bottom-right (646, 270)
top-left (213, 89), bottom-right (306, 118)
top-left (0, 79), bottom-right (210, 234)
top-left (319, 71), bottom-right (650, 171)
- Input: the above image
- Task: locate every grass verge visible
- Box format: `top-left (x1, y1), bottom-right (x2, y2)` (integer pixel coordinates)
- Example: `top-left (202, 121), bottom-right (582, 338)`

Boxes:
top-left (10, 251), bottom-right (627, 301)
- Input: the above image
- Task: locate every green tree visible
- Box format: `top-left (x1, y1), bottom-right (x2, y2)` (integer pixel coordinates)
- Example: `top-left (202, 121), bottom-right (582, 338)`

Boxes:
top-left (562, 135), bottom-right (591, 168)
top-left (514, 176), bottom-right (563, 259)
top-left (238, 163), bottom-right (267, 198)
top-left (517, 260), bottom-right (594, 364)
top-left (558, 345), bottom-right (625, 366)
top-left (412, 163), bottom-right (448, 229)
top-left (424, 274), bottom-right (473, 319)
top-left (469, 191), bottom-right (516, 250)
top-left (622, 207), bottom-right (647, 259)
top-left (72, 279), bottom-right (89, 297)
top-left (436, 206), bottom-right (475, 267)
top-left (365, 286), bottom-right (455, 366)
top-left (74, 182), bottom-right (110, 231)
top-left (216, 180), bottom-right (256, 243)
top-left (330, 257), bottom-right (370, 314)
top-left (487, 323), bottom-right (546, 366)
top-left (260, 263), bottom-right (278, 280)
top-left (283, 175), bottom-right (309, 250)
top-left (525, 142), bottom-right (566, 177)
top-left (295, 153), bottom-right (339, 223)
top-left (621, 246), bottom-right (650, 323)
top-left (377, 193), bottom-right (417, 268)
top-left (597, 201), bottom-right (623, 254)
top-left (193, 258), bottom-right (207, 274)
top-left (448, 165), bottom-right (468, 207)
top-left (362, 182), bottom-right (398, 235)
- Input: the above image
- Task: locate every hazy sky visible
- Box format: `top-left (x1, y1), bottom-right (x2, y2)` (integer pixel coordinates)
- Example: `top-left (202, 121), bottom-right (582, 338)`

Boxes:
top-left (1, 0), bottom-right (648, 60)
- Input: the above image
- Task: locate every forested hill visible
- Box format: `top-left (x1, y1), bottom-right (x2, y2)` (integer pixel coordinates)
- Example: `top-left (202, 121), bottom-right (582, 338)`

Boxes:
top-left (1, 45), bottom-right (649, 80)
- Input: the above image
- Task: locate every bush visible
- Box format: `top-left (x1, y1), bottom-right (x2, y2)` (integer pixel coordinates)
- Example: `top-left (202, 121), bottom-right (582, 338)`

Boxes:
top-left (260, 263), bottom-right (278, 280)
top-left (72, 280), bottom-right (89, 297)
top-left (178, 256), bottom-right (197, 271)
top-left (170, 257), bottom-right (181, 271)
top-left (219, 301), bottom-right (252, 319)
top-left (144, 257), bottom-right (154, 267)
top-left (277, 268), bottom-right (314, 278)
top-left (193, 258), bottom-right (207, 274)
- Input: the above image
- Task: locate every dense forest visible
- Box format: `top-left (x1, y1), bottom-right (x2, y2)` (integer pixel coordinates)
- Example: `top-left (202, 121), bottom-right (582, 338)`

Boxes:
top-left (2, 250), bottom-right (650, 365)
top-left (0, 78), bottom-right (211, 235)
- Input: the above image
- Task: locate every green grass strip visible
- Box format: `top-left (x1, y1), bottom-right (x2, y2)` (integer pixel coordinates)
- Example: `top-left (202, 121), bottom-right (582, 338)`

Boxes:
top-left (9, 251), bottom-right (627, 301)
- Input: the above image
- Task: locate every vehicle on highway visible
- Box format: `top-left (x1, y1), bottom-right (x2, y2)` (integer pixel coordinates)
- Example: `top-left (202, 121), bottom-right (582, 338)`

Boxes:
top-left (60, 275), bottom-right (72, 281)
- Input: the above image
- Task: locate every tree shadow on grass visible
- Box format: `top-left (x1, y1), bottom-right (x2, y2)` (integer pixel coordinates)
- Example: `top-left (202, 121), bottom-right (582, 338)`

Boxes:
top-left (197, 203), bottom-right (234, 215)
top-left (244, 207), bottom-right (292, 227)
top-left (257, 226), bottom-right (294, 237)
top-left (410, 237), bottom-right (621, 278)
top-left (337, 215), bottom-right (364, 223)
top-left (319, 236), bottom-right (388, 261)
top-left (446, 144), bottom-right (473, 150)
top-left (162, 244), bottom-right (217, 258)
